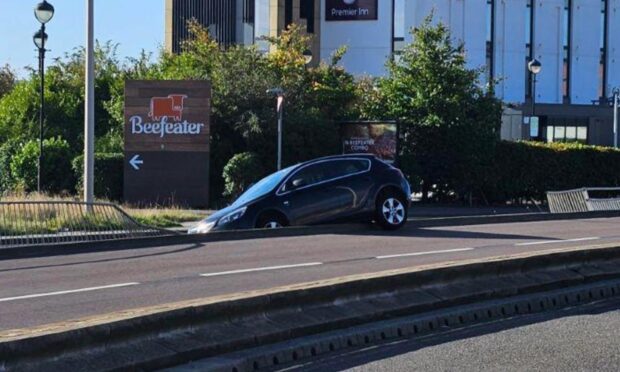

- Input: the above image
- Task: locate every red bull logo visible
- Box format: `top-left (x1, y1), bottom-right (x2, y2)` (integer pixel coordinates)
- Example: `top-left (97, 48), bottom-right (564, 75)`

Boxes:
top-left (148, 94), bottom-right (188, 121)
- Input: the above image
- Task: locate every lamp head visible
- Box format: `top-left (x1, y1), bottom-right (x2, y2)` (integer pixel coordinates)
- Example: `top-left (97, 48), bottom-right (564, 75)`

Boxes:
top-left (266, 88), bottom-right (284, 97)
top-left (303, 49), bottom-right (313, 65)
top-left (528, 59), bottom-right (542, 75)
top-left (34, 0), bottom-right (55, 24)
top-left (33, 29), bottom-right (48, 49)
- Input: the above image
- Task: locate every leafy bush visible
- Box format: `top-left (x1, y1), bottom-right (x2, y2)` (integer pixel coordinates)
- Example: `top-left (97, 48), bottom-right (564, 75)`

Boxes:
top-left (9, 137), bottom-right (75, 194)
top-left (72, 153), bottom-right (124, 201)
top-left (484, 141), bottom-right (620, 202)
top-left (0, 139), bottom-right (21, 193)
top-left (223, 152), bottom-right (265, 199)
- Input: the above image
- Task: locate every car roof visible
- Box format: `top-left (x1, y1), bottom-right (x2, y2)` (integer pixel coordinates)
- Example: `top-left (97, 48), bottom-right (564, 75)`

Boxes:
top-left (302, 154), bottom-right (377, 164)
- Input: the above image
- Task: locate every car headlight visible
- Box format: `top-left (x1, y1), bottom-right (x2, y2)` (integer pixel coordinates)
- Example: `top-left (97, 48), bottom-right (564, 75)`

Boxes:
top-left (217, 207), bottom-right (247, 226)
top-left (188, 221), bottom-right (216, 234)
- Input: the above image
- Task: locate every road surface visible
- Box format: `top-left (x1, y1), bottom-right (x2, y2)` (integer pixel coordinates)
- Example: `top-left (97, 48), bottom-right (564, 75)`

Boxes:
top-left (280, 297), bottom-right (620, 371)
top-left (1, 217), bottom-right (619, 331)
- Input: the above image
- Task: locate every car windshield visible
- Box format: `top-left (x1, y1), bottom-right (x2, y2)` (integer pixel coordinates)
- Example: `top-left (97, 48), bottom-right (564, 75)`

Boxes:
top-left (232, 166), bottom-right (295, 206)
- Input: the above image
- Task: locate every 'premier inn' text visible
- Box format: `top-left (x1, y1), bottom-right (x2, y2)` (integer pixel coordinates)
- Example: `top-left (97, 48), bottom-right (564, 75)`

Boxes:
top-left (130, 116), bottom-right (205, 138)
top-left (331, 8), bottom-right (370, 17)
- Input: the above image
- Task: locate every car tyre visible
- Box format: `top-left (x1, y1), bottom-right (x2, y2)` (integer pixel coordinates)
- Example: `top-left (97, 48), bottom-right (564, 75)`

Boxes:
top-left (256, 212), bottom-right (288, 229)
top-left (375, 191), bottom-right (408, 230)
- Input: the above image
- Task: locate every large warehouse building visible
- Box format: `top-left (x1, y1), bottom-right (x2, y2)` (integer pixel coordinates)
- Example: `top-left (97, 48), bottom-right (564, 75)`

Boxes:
top-left (165, 0), bottom-right (620, 146)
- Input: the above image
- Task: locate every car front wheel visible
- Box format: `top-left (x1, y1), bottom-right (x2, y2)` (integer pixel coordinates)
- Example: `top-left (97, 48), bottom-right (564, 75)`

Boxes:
top-left (376, 192), bottom-right (407, 230)
top-left (255, 212), bottom-right (288, 229)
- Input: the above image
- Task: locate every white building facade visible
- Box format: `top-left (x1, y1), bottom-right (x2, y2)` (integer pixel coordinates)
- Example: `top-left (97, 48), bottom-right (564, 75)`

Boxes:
top-left (167, 0), bottom-right (619, 146)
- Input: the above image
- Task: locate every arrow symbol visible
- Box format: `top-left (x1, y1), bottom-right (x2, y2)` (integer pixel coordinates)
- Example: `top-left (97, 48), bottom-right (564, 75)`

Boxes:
top-left (130, 154), bottom-right (143, 170)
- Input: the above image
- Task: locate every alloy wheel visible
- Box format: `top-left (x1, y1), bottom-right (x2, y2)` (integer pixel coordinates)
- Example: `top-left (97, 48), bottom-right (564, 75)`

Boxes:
top-left (264, 221), bottom-right (283, 229)
top-left (382, 198), bottom-right (405, 225)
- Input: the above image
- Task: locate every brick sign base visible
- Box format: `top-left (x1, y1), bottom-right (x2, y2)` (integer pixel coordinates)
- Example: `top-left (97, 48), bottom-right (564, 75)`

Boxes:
top-left (124, 80), bottom-right (211, 208)
top-left (123, 151), bottom-right (209, 207)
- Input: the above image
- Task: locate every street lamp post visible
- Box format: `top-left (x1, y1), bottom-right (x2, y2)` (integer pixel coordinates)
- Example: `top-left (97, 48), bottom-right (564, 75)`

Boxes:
top-left (528, 58), bottom-right (542, 138)
top-left (33, 0), bottom-right (55, 194)
top-left (267, 88), bottom-right (285, 170)
top-left (613, 88), bottom-right (619, 149)
top-left (84, 0), bottom-right (95, 206)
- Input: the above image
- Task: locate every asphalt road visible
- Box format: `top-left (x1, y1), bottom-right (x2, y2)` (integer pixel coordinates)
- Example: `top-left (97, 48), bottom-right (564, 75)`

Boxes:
top-left (281, 297), bottom-right (620, 372)
top-left (1, 217), bottom-right (620, 332)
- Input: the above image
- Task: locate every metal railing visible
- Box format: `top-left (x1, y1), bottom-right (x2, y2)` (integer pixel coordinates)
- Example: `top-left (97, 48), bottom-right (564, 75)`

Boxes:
top-left (546, 187), bottom-right (620, 213)
top-left (0, 201), bottom-right (176, 248)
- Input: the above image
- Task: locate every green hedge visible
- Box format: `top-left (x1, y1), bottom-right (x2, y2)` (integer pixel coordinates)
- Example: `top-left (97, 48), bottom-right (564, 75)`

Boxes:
top-left (0, 139), bottom-right (20, 193)
top-left (484, 141), bottom-right (620, 202)
top-left (9, 137), bottom-right (75, 194)
top-left (222, 152), bottom-right (265, 200)
top-left (72, 153), bottom-right (124, 201)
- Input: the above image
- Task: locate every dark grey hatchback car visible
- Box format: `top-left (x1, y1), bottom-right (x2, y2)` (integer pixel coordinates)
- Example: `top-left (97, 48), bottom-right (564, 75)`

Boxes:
top-left (189, 155), bottom-right (411, 233)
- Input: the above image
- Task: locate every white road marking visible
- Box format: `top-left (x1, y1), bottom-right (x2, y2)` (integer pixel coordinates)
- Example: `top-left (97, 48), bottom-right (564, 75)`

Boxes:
top-left (515, 237), bottom-right (600, 246)
top-left (376, 248), bottom-right (475, 260)
top-left (0, 282), bottom-right (140, 303)
top-left (200, 262), bottom-right (323, 277)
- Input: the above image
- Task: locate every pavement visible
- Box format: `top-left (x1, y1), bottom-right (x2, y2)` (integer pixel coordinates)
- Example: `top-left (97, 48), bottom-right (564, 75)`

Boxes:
top-left (0, 216), bottom-right (619, 332)
top-left (174, 204), bottom-right (545, 232)
top-left (408, 204), bottom-right (546, 218)
top-left (280, 297), bottom-right (620, 371)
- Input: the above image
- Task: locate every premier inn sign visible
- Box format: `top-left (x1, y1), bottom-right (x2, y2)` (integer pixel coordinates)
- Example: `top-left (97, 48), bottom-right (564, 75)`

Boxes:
top-left (325, 0), bottom-right (378, 21)
top-left (124, 80), bottom-right (211, 207)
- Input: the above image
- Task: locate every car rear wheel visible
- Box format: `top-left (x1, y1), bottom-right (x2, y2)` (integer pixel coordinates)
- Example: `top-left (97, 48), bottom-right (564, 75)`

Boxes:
top-left (256, 212), bottom-right (288, 229)
top-left (376, 191), bottom-right (407, 230)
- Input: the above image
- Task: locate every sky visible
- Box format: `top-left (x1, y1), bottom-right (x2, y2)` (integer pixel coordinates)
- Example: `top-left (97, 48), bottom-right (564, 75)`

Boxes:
top-left (0, 0), bottom-right (164, 77)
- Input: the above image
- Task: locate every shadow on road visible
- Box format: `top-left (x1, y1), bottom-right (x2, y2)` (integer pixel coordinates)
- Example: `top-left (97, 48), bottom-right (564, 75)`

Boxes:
top-left (287, 298), bottom-right (620, 372)
top-left (350, 224), bottom-right (554, 242)
top-left (0, 243), bottom-right (204, 273)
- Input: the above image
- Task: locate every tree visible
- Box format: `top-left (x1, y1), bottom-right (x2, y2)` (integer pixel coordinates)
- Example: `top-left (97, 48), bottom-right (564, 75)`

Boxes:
top-left (0, 42), bottom-right (125, 153)
top-left (366, 17), bottom-right (502, 202)
top-left (0, 64), bottom-right (16, 98)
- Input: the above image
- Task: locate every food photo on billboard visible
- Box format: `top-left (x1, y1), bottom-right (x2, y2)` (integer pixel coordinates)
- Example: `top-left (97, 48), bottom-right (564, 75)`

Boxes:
top-left (340, 121), bottom-right (398, 164)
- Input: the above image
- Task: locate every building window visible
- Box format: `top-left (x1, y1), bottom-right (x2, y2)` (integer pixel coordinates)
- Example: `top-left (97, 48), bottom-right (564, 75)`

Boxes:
top-left (546, 125), bottom-right (588, 143)
top-left (543, 118), bottom-right (588, 144)
top-left (393, 0), bottom-right (405, 55)
top-left (170, 0), bottom-right (238, 53)
top-left (562, 0), bottom-right (571, 101)
top-left (243, 0), bottom-right (255, 24)
top-left (285, 0), bottom-right (293, 29)
top-left (300, 0), bottom-right (315, 33)
top-left (486, 0), bottom-right (495, 82)
top-left (600, 0), bottom-right (608, 99)
top-left (525, 0), bottom-right (534, 98)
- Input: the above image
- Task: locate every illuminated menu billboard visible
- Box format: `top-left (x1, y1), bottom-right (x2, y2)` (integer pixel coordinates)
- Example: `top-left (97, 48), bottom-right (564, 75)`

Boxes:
top-left (341, 121), bottom-right (398, 163)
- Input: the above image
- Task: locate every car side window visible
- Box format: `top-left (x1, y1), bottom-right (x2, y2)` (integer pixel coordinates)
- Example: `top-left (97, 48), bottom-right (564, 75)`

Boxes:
top-left (328, 159), bottom-right (370, 179)
top-left (283, 163), bottom-right (331, 192)
top-left (281, 159), bottom-right (370, 193)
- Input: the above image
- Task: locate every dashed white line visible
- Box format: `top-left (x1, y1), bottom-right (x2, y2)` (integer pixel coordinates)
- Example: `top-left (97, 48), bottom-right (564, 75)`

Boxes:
top-left (200, 262), bottom-right (323, 277)
top-left (515, 237), bottom-right (600, 246)
top-left (376, 248), bottom-right (475, 260)
top-left (0, 282), bottom-right (140, 303)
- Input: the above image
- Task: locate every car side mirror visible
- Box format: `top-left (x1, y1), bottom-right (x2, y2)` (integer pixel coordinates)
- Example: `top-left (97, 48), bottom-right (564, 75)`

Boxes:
top-left (291, 178), bottom-right (306, 188)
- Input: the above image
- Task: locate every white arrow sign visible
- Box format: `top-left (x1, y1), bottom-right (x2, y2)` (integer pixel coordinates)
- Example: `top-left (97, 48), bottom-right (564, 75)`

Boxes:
top-left (129, 154), bottom-right (143, 170)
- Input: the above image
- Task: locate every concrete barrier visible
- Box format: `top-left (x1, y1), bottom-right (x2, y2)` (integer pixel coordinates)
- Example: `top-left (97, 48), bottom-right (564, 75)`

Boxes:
top-left (2, 243), bottom-right (620, 371)
top-left (3, 210), bottom-right (620, 261)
